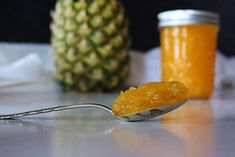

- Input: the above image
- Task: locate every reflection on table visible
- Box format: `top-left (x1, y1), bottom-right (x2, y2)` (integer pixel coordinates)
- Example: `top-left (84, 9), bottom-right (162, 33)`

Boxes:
top-left (161, 100), bottom-right (214, 157)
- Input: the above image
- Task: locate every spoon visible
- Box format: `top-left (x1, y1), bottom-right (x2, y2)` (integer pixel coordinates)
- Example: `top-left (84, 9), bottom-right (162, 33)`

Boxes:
top-left (0, 100), bottom-right (186, 122)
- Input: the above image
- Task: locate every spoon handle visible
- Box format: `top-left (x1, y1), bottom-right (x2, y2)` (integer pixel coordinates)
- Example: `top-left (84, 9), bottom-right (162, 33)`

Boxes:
top-left (0, 103), bottom-right (113, 120)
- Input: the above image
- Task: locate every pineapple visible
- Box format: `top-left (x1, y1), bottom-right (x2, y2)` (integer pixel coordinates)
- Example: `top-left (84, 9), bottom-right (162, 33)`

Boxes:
top-left (50, 0), bottom-right (130, 92)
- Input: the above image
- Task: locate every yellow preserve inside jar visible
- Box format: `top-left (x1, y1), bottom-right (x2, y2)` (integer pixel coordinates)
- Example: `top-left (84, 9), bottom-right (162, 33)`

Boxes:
top-left (158, 10), bottom-right (219, 98)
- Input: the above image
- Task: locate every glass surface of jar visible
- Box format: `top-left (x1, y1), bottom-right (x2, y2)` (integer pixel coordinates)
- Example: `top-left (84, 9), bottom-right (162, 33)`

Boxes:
top-left (158, 10), bottom-right (219, 98)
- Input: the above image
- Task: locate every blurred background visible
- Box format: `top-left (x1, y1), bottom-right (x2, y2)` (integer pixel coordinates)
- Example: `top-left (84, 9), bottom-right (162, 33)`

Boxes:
top-left (0, 0), bottom-right (234, 56)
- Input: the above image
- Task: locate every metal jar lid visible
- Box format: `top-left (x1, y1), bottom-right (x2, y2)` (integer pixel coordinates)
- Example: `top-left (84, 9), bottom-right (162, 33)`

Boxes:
top-left (157, 9), bottom-right (219, 27)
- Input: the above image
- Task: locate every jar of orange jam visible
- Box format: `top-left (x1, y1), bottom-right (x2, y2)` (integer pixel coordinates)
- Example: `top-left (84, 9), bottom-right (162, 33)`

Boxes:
top-left (158, 10), bottom-right (219, 98)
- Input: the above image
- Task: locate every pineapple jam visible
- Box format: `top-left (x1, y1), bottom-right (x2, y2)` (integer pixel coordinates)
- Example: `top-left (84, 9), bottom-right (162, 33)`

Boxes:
top-left (111, 81), bottom-right (188, 116)
top-left (158, 10), bottom-right (219, 98)
top-left (160, 24), bottom-right (218, 98)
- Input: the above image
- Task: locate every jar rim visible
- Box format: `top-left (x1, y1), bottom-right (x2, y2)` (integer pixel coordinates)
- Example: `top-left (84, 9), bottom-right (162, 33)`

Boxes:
top-left (157, 9), bottom-right (220, 27)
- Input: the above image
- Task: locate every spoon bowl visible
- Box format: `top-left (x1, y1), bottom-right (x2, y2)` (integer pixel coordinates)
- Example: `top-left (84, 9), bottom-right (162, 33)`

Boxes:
top-left (0, 100), bottom-right (186, 122)
top-left (116, 100), bottom-right (186, 121)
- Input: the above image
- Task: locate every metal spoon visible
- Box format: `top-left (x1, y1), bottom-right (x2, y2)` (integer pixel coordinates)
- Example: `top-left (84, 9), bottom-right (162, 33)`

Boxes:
top-left (0, 100), bottom-right (186, 122)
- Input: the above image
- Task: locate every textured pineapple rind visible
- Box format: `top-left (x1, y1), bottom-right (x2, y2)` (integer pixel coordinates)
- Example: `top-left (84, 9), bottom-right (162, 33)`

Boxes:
top-left (51, 0), bottom-right (130, 92)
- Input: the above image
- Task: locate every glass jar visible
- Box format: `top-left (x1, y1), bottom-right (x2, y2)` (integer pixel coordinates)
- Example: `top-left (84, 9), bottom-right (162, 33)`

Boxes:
top-left (158, 10), bottom-right (219, 98)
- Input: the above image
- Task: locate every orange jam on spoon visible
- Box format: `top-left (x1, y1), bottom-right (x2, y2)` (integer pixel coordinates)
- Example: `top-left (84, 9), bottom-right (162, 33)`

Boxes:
top-left (112, 81), bottom-right (188, 116)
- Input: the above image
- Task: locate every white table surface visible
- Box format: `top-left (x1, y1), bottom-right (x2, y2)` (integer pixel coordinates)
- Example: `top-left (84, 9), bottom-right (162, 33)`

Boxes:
top-left (1, 43), bottom-right (235, 157)
top-left (0, 81), bottom-right (235, 157)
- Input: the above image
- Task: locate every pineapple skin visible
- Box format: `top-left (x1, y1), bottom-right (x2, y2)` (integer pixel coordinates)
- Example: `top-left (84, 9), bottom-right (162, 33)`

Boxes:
top-left (51, 0), bottom-right (130, 92)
